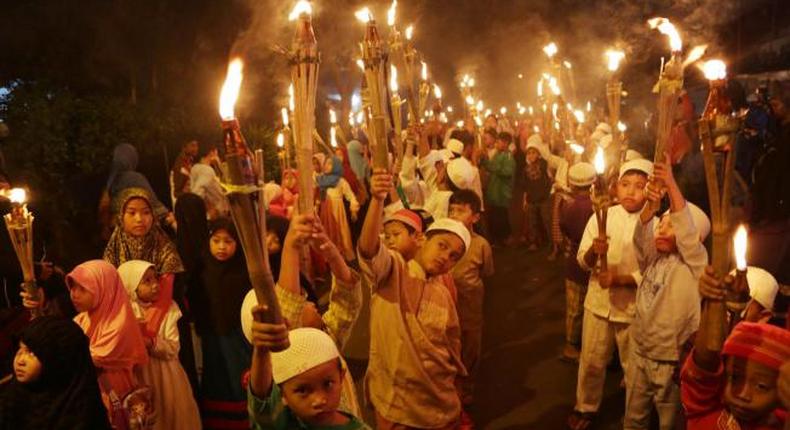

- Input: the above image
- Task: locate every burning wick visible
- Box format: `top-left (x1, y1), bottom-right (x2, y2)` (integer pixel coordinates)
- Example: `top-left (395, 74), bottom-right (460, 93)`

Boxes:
top-left (594, 147), bottom-right (606, 175)
top-left (701, 59), bottom-right (727, 81)
top-left (288, 84), bottom-right (295, 112)
top-left (354, 7), bottom-right (373, 23)
top-left (500, 107), bottom-right (507, 115)
top-left (356, 59), bottom-right (365, 71)
top-left (281, 108), bottom-right (290, 127)
top-left (605, 50), bottom-right (625, 72)
top-left (390, 65), bottom-right (398, 92)
top-left (405, 25), bottom-right (414, 40)
top-left (288, 0), bottom-right (313, 21)
top-left (574, 110), bottom-right (585, 123)
top-left (387, 0), bottom-right (397, 27)
top-left (329, 109), bottom-right (337, 125)
top-left (330, 127), bottom-right (338, 148)
top-left (421, 62), bottom-right (428, 81)
top-left (447, 106), bottom-right (453, 113)
top-left (733, 224), bottom-right (748, 271)
top-left (543, 42), bottom-right (558, 58)
top-left (219, 58), bottom-right (243, 120)
top-left (563, 61), bottom-right (572, 69)
top-left (8, 188), bottom-right (26, 205)
top-left (433, 84), bottom-right (442, 99)
top-left (276, 132), bottom-right (285, 148)
top-left (648, 17), bottom-right (682, 53)
top-left (617, 122), bottom-right (627, 132)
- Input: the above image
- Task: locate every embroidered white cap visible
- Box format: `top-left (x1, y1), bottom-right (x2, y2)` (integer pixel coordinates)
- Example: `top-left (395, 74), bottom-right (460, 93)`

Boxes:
top-left (446, 157), bottom-right (475, 191)
top-left (619, 158), bottom-right (653, 179)
top-left (568, 162), bottom-right (596, 187)
top-left (426, 217), bottom-right (471, 253)
top-left (446, 139), bottom-right (465, 157)
top-left (271, 328), bottom-right (340, 384)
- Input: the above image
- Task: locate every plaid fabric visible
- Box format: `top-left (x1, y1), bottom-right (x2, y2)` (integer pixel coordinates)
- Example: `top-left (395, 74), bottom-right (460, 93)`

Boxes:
top-left (551, 191), bottom-right (569, 245)
top-left (723, 321), bottom-right (790, 370)
top-left (565, 279), bottom-right (587, 346)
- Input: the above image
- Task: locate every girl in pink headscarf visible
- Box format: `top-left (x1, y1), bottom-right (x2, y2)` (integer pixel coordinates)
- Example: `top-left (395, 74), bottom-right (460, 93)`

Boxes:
top-left (67, 260), bottom-right (148, 430)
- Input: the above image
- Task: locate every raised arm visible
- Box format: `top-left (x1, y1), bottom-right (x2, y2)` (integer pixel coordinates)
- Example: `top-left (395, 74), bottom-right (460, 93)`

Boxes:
top-left (358, 168), bottom-right (391, 259)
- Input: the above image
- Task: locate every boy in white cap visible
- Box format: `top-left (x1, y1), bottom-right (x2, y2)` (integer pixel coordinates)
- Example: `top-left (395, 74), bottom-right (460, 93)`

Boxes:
top-left (247, 323), bottom-right (371, 429)
top-left (559, 162), bottom-right (596, 361)
top-left (698, 265), bottom-right (779, 324)
top-left (358, 167), bottom-right (470, 430)
top-left (623, 158), bottom-right (710, 430)
top-left (568, 157), bottom-right (653, 430)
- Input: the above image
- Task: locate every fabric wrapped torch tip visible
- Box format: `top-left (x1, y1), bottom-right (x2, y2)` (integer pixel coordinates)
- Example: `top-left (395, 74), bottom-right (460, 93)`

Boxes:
top-left (722, 321), bottom-right (790, 371)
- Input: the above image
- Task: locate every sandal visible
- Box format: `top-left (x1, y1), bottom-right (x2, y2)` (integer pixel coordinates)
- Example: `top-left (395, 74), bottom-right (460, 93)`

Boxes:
top-left (567, 410), bottom-right (596, 430)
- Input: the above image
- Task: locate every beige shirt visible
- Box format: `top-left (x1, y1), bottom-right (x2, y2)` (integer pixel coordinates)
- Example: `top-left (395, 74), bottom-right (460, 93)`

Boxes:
top-left (577, 204), bottom-right (648, 323)
top-left (359, 244), bottom-right (464, 428)
top-left (451, 232), bottom-right (495, 330)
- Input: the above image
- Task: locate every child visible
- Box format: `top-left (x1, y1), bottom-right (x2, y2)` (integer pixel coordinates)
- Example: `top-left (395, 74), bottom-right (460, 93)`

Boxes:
top-left (623, 159), bottom-right (710, 430)
top-left (523, 135), bottom-right (553, 251)
top-left (383, 208), bottom-right (424, 261)
top-left (0, 316), bottom-right (111, 430)
top-left (269, 169), bottom-right (299, 220)
top-left (67, 260), bottom-right (149, 430)
top-left (448, 189), bottom-right (495, 416)
top-left (558, 162), bottom-right (596, 361)
top-left (317, 156), bottom-right (360, 261)
top-left (699, 265), bottom-right (780, 324)
top-left (358, 168), bottom-right (469, 430)
top-left (247, 325), bottom-right (371, 429)
top-left (118, 260), bottom-right (202, 430)
top-left (482, 131), bottom-right (515, 246)
top-left (568, 158), bottom-right (653, 430)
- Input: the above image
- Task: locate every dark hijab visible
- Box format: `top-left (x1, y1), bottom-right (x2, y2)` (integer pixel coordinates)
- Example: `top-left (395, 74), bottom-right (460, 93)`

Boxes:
top-left (266, 215), bottom-right (290, 281)
top-left (0, 316), bottom-right (112, 430)
top-left (175, 193), bottom-right (208, 275)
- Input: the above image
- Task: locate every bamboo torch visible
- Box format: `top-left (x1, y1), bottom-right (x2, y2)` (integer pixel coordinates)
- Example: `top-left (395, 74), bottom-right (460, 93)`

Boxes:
top-left (356, 7), bottom-right (390, 170)
top-left (605, 49), bottom-right (625, 166)
top-left (218, 59), bottom-right (284, 329)
top-left (281, 107), bottom-right (292, 168)
top-left (387, 1), bottom-right (421, 129)
top-left (592, 147), bottom-right (610, 272)
top-left (648, 18), bottom-right (684, 169)
top-left (289, 1), bottom-right (320, 215)
top-left (418, 61), bottom-right (430, 116)
top-left (3, 188), bottom-right (40, 318)
top-left (390, 65), bottom-right (405, 158)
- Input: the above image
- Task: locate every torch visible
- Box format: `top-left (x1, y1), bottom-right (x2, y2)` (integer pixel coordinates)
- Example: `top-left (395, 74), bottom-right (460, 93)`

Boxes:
top-left (356, 7), bottom-right (390, 170)
top-left (330, 108), bottom-right (347, 146)
top-left (281, 107), bottom-right (292, 168)
top-left (289, 1), bottom-right (320, 215)
top-left (727, 225), bottom-right (750, 331)
top-left (3, 188), bottom-right (40, 318)
top-left (418, 61), bottom-right (430, 116)
top-left (605, 49), bottom-right (625, 166)
top-left (390, 65), bottom-right (405, 159)
top-left (592, 147), bottom-right (610, 272)
top-left (218, 59), bottom-right (284, 328)
top-left (648, 18), bottom-right (683, 170)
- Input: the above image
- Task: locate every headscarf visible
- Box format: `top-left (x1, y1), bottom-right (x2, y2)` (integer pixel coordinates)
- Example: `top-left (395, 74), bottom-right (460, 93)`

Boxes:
top-left (281, 169), bottom-right (299, 194)
top-left (118, 260), bottom-right (172, 340)
top-left (316, 156), bottom-right (343, 198)
top-left (104, 187), bottom-right (184, 275)
top-left (105, 143), bottom-right (139, 191)
top-left (265, 215), bottom-right (290, 281)
top-left (174, 193), bottom-right (207, 274)
top-left (338, 146), bottom-right (361, 194)
top-left (347, 140), bottom-right (370, 182)
top-left (0, 316), bottom-right (112, 430)
top-left (68, 260), bottom-right (148, 370)
top-left (194, 218), bottom-right (251, 335)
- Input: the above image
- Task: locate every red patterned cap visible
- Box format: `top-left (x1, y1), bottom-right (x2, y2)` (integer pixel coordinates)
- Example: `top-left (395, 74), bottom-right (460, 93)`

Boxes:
top-left (723, 321), bottom-right (790, 371)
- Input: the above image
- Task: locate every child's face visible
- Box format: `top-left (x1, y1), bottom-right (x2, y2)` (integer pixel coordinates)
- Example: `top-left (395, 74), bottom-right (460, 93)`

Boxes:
top-left (654, 215), bottom-right (677, 253)
top-left (13, 342), bottom-right (42, 383)
top-left (136, 267), bottom-right (160, 303)
top-left (300, 301), bottom-right (324, 329)
top-left (280, 359), bottom-right (345, 426)
top-left (415, 232), bottom-right (465, 276)
top-left (383, 221), bottom-right (420, 261)
top-left (616, 172), bottom-right (648, 213)
top-left (723, 356), bottom-right (780, 424)
top-left (283, 174), bottom-right (297, 190)
top-left (210, 229), bottom-right (238, 261)
top-left (449, 203), bottom-right (479, 229)
top-left (495, 139), bottom-right (507, 152)
top-left (122, 198), bottom-right (153, 237)
top-left (526, 148), bottom-right (540, 164)
top-left (266, 231), bottom-right (282, 255)
top-left (483, 134), bottom-right (495, 147)
top-left (69, 281), bottom-right (96, 313)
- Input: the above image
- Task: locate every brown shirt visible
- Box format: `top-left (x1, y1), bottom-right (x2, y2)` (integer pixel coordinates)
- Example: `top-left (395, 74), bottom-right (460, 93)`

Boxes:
top-left (451, 232), bottom-right (494, 330)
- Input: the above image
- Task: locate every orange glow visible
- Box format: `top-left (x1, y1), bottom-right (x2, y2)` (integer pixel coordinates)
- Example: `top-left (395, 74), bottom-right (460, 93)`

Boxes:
top-left (421, 61), bottom-right (428, 81)
top-left (648, 17), bottom-right (682, 52)
top-left (219, 58), bottom-right (243, 120)
top-left (734, 224), bottom-right (748, 270)
top-left (281, 108), bottom-right (289, 127)
top-left (543, 42), bottom-right (558, 58)
top-left (684, 45), bottom-right (708, 66)
top-left (605, 49), bottom-right (625, 72)
top-left (276, 133), bottom-right (284, 148)
top-left (433, 84), bottom-right (442, 99)
top-left (594, 147), bottom-right (605, 174)
top-left (354, 7), bottom-right (373, 23)
top-left (387, 0), bottom-right (397, 26)
top-left (8, 188), bottom-right (26, 204)
top-left (702, 59), bottom-right (727, 81)
top-left (288, 1), bottom-right (312, 21)
top-left (288, 84), bottom-right (295, 112)
top-left (390, 65), bottom-right (398, 92)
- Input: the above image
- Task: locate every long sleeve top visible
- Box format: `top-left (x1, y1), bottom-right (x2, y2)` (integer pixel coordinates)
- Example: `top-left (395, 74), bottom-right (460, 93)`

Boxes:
top-left (130, 302), bottom-right (181, 360)
top-left (325, 178), bottom-right (360, 215)
top-left (482, 151), bottom-right (515, 208)
top-left (631, 204), bottom-right (707, 361)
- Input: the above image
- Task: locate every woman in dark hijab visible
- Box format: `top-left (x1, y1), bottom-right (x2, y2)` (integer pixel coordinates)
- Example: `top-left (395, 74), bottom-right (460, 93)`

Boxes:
top-left (0, 316), bottom-right (112, 430)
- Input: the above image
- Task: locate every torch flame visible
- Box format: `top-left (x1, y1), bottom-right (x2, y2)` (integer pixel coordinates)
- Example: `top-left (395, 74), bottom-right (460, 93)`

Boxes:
top-left (563, 61), bottom-right (572, 69)
top-left (219, 58), bottom-right (243, 120)
top-left (281, 107), bottom-right (290, 127)
top-left (594, 147), bottom-right (606, 174)
top-left (618, 121), bottom-right (627, 132)
top-left (330, 127), bottom-right (338, 147)
top-left (355, 7), bottom-right (373, 23)
top-left (476, 100), bottom-right (484, 112)
top-left (537, 79), bottom-right (544, 97)
top-left (574, 109), bottom-right (585, 123)
top-left (387, 0), bottom-right (397, 26)
top-left (684, 45), bottom-right (708, 67)
top-left (421, 61), bottom-right (428, 81)
top-left (390, 64), bottom-right (398, 92)
top-left (8, 188), bottom-right (26, 204)
top-left (543, 42), bottom-right (558, 58)
top-left (356, 59), bottom-right (365, 71)
top-left (605, 49), bottom-right (625, 72)
top-left (701, 59), bottom-right (727, 81)
top-left (500, 107), bottom-right (507, 115)
top-left (733, 224), bottom-right (748, 271)
top-left (433, 84), bottom-right (442, 99)
top-left (405, 25), bottom-right (414, 40)
top-left (570, 142), bottom-right (585, 154)
top-left (329, 109), bottom-right (337, 124)
top-left (548, 77), bottom-right (561, 95)
top-left (466, 95), bottom-right (474, 105)
top-left (288, 83), bottom-right (295, 112)
top-left (288, 0), bottom-right (313, 21)
top-left (276, 132), bottom-right (284, 148)
top-left (648, 17), bottom-right (682, 53)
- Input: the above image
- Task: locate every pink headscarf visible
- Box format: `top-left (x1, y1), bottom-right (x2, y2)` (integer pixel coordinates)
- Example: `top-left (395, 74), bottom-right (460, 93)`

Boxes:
top-left (69, 260), bottom-right (148, 370)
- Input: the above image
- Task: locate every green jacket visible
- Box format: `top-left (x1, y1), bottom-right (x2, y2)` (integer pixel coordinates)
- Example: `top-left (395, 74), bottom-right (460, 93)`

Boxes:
top-left (249, 385), bottom-right (371, 430)
top-left (483, 151), bottom-right (515, 208)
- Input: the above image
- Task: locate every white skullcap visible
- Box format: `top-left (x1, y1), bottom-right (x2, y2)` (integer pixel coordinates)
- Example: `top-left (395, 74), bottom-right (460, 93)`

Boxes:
top-left (595, 122), bottom-right (612, 135)
top-left (729, 267), bottom-right (779, 311)
top-left (271, 328), bottom-right (340, 384)
top-left (447, 157), bottom-right (475, 191)
top-left (527, 134), bottom-right (543, 148)
top-left (664, 202), bottom-right (710, 241)
top-left (568, 162), bottom-right (596, 187)
top-left (625, 149), bottom-right (644, 161)
top-left (598, 134), bottom-right (613, 149)
top-left (619, 158), bottom-right (653, 179)
top-left (240, 289), bottom-right (257, 344)
top-left (426, 218), bottom-right (471, 253)
top-left (446, 139), bottom-right (465, 156)
top-left (423, 149), bottom-right (450, 167)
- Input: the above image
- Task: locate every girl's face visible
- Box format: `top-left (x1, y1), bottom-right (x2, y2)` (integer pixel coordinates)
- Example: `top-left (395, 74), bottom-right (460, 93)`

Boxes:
top-left (13, 342), bottom-right (43, 383)
top-left (210, 229), bottom-right (238, 261)
top-left (323, 159), bottom-right (334, 174)
top-left (283, 174), bottom-right (296, 190)
top-left (122, 198), bottom-right (154, 237)
top-left (69, 281), bottom-right (96, 313)
top-left (266, 231), bottom-right (282, 255)
top-left (136, 267), bottom-right (160, 303)
top-left (526, 148), bottom-right (540, 163)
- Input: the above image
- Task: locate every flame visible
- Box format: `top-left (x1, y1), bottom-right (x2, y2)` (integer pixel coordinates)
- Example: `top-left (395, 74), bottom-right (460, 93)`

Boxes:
top-left (684, 45), bottom-right (708, 67)
top-left (533, 125), bottom-right (540, 133)
top-left (542, 103), bottom-right (547, 112)
top-left (552, 103), bottom-right (558, 119)
top-left (605, 49), bottom-right (625, 72)
top-left (355, 7), bottom-right (373, 23)
top-left (387, 0), bottom-right (397, 26)
top-left (518, 106), bottom-right (526, 115)
top-left (288, 84), bottom-right (295, 112)
top-left (733, 224), bottom-right (748, 270)
top-left (433, 84), bottom-right (442, 99)
top-left (276, 132), bottom-right (284, 148)
top-left (8, 188), bottom-right (26, 204)
top-left (648, 17), bottom-right (682, 52)
top-left (348, 112), bottom-right (355, 127)
top-left (570, 142), bottom-right (585, 154)
top-left (356, 111), bottom-right (365, 125)
top-left (405, 25), bottom-right (414, 40)
top-left (543, 42), bottom-right (558, 58)
top-left (281, 107), bottom-right (290, 127)
top-left (288, 0), bottom-right (312, 21)
top-left (456, 120), bottom-right (464, 128)
top-left (476, 100), bottom-right (483, 111)
top-left (468, 77), bottom-right (475, 87)
top-left (537, 79), bottom-right (544, 97)
top-left (390, 64), bottom-right (398, 92)
top-left (618, 121), bottom-right (627, 132)
top-left (518, 73), bottom-right (524, 79)
top-left (574, 109), bottom-right (585, 123)
top-left (421, 61), bottom-right (428, 81)
top-left (586, 101), bottom-right (592, 112)
top-left (356, 59), bottom-right (365, 71)
top-left (474, 116), bottom-right (482, 127)
top-left (701, 59), bottom-right (727, 80)
top-left (548, 77), bottom-right (561, 95)
top-left (484, 108), bottom-right (491, 117)
top-left (219, 58), bottom-right (243, 120)
top-left (563, 60), bottom-right (572, 69)
top-left (500, 107), bottom-right (507, 115)
top-left (594, 147), bottom-right (606, 174)
top-left (330, 127), bottom-right (337, 147)
top-left (447, 105), bottom-right (453, 113)
top-left (329, 109), bottom-right (337, 124)
top-left (465, 95), bottom-right (474, 105)
top-left (528, 106), bottom-right (534, 116)
top-left (439, 113), bottom-right (448, 123)
top-left (554, 121), bottom-right (560, 131)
